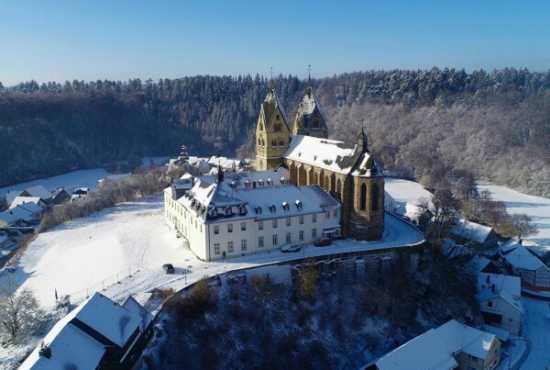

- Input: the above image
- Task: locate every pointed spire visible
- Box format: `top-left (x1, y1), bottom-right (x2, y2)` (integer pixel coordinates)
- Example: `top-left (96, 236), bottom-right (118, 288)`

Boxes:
top-left (358, 125), bottom-right (368, 152)
top-left (308, 64), bottom-right (311, 89)
top-left (270, 67), bottom-right (274, 88)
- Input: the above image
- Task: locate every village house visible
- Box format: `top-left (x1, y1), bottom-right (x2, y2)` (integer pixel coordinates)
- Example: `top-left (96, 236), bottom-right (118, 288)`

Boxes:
top-left (164, 168), bottom-right (341, 261)
top-left (9, 196), bottom-right (48, 211)
top-left (0, 203), bottom-right (42, 226)
top-left (50, 187), bottom-right (71, 205)
top-left (365, 320), bottom-right (501, 370)
top-left (451, 220), bottom-right (499, 252)
top-left (500, 241), bottom-right (550, 292)
top-left (19, 292), bottom-right (153, 370)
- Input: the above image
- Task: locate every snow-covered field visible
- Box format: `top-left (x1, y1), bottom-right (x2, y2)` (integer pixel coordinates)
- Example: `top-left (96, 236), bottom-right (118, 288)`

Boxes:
top-left (385, 177), bottom-right (433, 206)
top-left (0, 157), bottom-right (168, 197)
top-left (478, 183), bottom-right (550, 253)
top-left (3, 193), bottom-right (423, 310)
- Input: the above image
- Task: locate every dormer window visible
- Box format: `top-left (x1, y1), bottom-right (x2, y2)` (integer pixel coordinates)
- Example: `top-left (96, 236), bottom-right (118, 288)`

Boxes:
top-left (226, 207), bottom-right (233, 216)
top-left (295, 200), bottom-right (303, 210)
top-left (255, 207), bottom-right (262, 214)
top-left (245, 180), bottom-right (251, 188)
top-left (239, 205), bottom-right (247, 215)
top-left (267, 178), bottom-right (273, 186)
top-left (212, 208), bottom-right (218, 217)
top-left (269, 205), bottom-right (276, 213)
top-left (258, 179), bottom-right (264, 187)
top-left (282, 202), bottom-right (289, 211)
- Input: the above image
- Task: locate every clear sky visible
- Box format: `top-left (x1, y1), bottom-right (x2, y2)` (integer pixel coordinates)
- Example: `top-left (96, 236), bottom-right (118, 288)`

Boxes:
top-left (1, 0), bottom-right (549, 86)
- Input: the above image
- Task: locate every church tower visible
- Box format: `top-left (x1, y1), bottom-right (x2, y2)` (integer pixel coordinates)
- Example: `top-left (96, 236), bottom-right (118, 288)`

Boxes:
top-left (255, 86), bottom-right (291, 170)
top-left (291, 73), bottom-right (328, 138)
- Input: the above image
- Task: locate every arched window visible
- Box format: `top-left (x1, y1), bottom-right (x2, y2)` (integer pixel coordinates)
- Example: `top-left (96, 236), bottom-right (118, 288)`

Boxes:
top-left (336, 179), bottom-right (342, 195)
top-left (360, 183), bottom-right (367, 210)
top-left (372, 184), bottom-right (379, 211)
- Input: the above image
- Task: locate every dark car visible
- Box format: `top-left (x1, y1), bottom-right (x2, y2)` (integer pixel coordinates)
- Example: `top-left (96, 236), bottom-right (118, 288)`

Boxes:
top-left (314, 237), bottom-right (332, 247)
top-left (162, 263), bottom-right (175, 274)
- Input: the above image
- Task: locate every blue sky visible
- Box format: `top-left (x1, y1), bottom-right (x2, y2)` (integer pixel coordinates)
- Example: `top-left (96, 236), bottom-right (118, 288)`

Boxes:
top-left (1, 0), bottom-right (549, 85)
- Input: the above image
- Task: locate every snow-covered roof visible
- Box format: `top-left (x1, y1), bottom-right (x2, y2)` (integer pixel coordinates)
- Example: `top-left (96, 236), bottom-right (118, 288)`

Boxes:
top-left (0, 205), bottom-right (35, 224)
top-left (478, 273), bottom-right (521, 297)
top-left (169, 169), bottom-right (340, 223)
top-left (25, 185), bottom-right (53, 200)
top-left (351, 152), bottom-right (381, 178)
top-left (284, 135), bottom-right (360, 174)
top-left (50, 187), bottom-right (70, 198)
top-left (122, 295), bottom-right (154, 328)
top-left (451, 220), bottom-right (494, 244)
top-left (207, 156), bottom-right (243, 170)
top-left (482, 324), bottom-right (509, 342)
top-left (71, 292), bottom-right (143, 347)
top-left (17, 202), bottom-right (43, 214)
top-left (374, 320), bottom-right (497, 370)
top-left (501, 243), bottom-right (548, 271)
top-left (384, 178), bottom-right (433, 207)
top-left (5, 189), bottom-right (23, 203)
top-left (375, 328), bottom-right (458, 370)
top-left (19, 321), bottom-right (106, 370)
top-left (9, 196), bottom-right (44, 209)
top-left (435, 320), bottom-right (497, 360)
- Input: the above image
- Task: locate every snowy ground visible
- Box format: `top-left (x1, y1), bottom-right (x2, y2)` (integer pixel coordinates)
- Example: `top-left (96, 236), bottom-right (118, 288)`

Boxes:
top-left (478, 183), bottom-right (550, 255)
top-left (385, 177), bottom-right (433, 205)
top-left (0, 157), bottom-right (168, 197)
top-left (2, 193), bottom-right (423, 310)
top-left (519, 297), bottom-right (550, 370)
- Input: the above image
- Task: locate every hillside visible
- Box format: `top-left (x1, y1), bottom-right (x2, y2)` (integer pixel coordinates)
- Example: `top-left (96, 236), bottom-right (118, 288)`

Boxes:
top-left (1, 68), bottom-right (549, 196)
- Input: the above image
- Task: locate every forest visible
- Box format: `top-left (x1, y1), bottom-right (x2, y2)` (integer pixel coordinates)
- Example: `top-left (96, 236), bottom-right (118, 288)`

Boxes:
top-left (0, 67), bottom-right (549, 196)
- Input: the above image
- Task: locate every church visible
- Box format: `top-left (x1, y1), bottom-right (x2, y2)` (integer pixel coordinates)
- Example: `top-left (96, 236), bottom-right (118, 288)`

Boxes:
top-left (255, 80), bottom-right (384, 240)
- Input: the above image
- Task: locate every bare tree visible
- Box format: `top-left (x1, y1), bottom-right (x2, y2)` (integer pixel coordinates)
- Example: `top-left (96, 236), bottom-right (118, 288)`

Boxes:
top-left (425, 185), bottom-right (458, 248)
top-left (509, 213), bottom-right (539, 240)
top-left (0, 278), bottom-right (44, 344)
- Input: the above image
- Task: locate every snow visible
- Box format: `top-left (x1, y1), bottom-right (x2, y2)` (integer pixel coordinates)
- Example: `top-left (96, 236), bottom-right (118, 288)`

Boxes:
top-left (0, 157), bottom-right (168, 199)
top-left (478, 183), bottom-right (550, 253)
top-left (1, 192), bottom-right (422, 312)
top-left (23, 185), bottom-right (52, 201)
top-left (435, 320), bottom-right (496, 360)
top-left (519, 297), bottom-right (550, 369)
top-left (478, 272), bottom-right (522, 298)
top-left (451, 219), bottom-right (493, 244)
top-left (285, 135), bottom-right (359, 174)
top-left (501, 243), bottom-right (547, 271)
top-left (9, 197), bottom-right (43, 209)
top-left (384, 178), bottom-right (432, 207)
top-left (374, 328), bottom-right (458, 370)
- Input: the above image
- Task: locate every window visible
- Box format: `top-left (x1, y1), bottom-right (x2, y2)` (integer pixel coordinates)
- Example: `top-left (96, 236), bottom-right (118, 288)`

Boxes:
top-left (228, 241), bottom-right (234, 253)
top-left (241, 222), bottom-right (246, 231)
top-left (228, 223), bottom-right (233, 233)
top-left (372, 184), bottom-right (379, 211)
top-left (214, 243), bottom-right (220, 254)
top-left (299, 230), bottom-right (304, 241)
top-left (241, 239), bottom-right (247, 251)
top-left (269, 205), bottom-right (276, 213)
top-left (299, 216), bottom-right (304, 224)
top-left (286, 232), bottom-right (291, 243)
top-left (272, 234), bottom-right (278, 246)
top-left (312, 214), bottom-right (317, 222)
top-left (259, 221), bottom-right (263, 230)
top-left (273, 219), bottom-right (278, 228)
top-left (200, 225), bottom-right (202, 233)
top-left (333, 209), bottom-right (338, 218)
top-left (286, 217), bottom-right (291, 226)
top-left (325, 211), bottom-right (330, 219)
top-left (467, 355), bottom-right (477, 361)
top-left (276, 114), bottom-right (280, 120)
top-left (360, 183), bottom-right (367, 210)
top-left (487, 300), bottom-right (493, 307)
top-left (274, 123), bottom-right (281, 132)
top-left (214, 225), bottom-right (219, 235)
top-left (258, 236), bottom-right (264, 248)
top-left (312, 229), bottom-right (317, 238)
top-left (226, 207), bottom-right (233, 216)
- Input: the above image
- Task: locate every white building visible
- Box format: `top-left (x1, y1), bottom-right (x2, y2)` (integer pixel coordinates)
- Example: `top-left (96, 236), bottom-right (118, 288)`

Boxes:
top-left (164, 169), bottom-right (341, 261)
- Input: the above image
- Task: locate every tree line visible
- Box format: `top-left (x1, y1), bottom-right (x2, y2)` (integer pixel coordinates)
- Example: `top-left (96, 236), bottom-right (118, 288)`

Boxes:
top-left (1, 68), bottom-right (549, 197)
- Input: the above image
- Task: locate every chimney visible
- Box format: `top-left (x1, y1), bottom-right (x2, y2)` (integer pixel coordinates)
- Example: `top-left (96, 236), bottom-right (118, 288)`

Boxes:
top-left (39, 345), bottom-right (51, 359)
top-left (217, 168), bottom-right (224, 183)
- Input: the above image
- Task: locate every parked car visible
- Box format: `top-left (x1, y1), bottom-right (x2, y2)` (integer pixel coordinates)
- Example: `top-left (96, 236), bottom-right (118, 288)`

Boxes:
top-left (281, 243), bottom-right (301, 253)
top-left (162, 263), bottom-right (175, 274)
top-left (314, 237), bottom-right (332, 247)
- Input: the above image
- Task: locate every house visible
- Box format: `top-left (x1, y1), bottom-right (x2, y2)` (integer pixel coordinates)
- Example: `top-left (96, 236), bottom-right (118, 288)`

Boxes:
top-left (207, 156), bottom-right (244, 172)
top-left (164, 168), bottom-right (341, 261)
top-left (0, 233), bottom-right (14, 248)
top-left (9, 196), bottom-right (48, 211)
top-left (50, 188), bottom-right (71, 205)
top-left (476, 273), bottom-right (523, 335)
top-left (20, 185), bottom-right (54, 204)
top-left (365, 320), bottom-right (501, 370)
top-left (451, 220), bottom-right (499, 251)
top-left (0, 204), bottom-right (42, 226)
top-left (5, 189), bottom-right (24, 204)
top-left (500, 241), bottom-right (550, 291)
top-left (19, 292), bottom-right (154, 370)
top-left (384, 178), bottom-right (433, 226)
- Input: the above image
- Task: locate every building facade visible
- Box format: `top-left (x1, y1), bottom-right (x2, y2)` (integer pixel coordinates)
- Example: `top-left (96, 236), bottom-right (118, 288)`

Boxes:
top-left (255, 84), bottom-right (384, 240)
top-left (164, 169), bottom-right (341, 261)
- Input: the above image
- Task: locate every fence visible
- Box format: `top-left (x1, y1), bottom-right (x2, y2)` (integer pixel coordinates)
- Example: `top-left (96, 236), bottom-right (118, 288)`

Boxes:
top-left (65, 263), bottom-right (141, 304)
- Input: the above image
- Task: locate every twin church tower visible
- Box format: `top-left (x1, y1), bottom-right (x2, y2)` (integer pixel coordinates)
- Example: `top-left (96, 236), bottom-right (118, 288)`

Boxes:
top-left (254, 80), bottom-right (385, 240)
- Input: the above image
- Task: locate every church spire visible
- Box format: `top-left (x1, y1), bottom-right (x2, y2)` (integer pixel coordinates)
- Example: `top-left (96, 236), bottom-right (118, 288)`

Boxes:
top-left (307, 64), bottom-right (312, 97)
top-left (357, 125), bottom-right (368, 152)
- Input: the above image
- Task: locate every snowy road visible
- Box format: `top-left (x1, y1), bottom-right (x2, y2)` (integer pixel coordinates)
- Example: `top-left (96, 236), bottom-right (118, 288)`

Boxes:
top-left (520, 297), bottom-right (550, 370)
top-left (2, 193), bottom-right (423, 308)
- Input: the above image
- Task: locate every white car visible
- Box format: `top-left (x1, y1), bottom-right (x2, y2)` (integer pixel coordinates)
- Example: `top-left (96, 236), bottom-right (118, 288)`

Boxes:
top-left (281, 243), bottom-right (301, 253)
